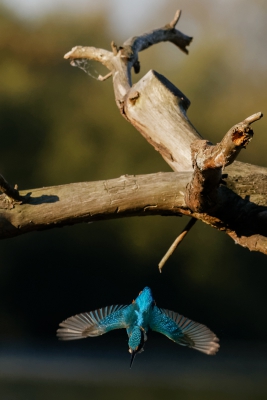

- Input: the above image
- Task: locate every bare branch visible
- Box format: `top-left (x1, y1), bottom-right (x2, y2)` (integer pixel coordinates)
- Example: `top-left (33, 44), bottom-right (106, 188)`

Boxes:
top-left (185, 113), bottom-right (263, 212)
top-left (0, 167), bottom-right (267, 255)
top-left (62, 11), bottom-right (196, 250)
top-left (123, 10), bottom-right (192, 58)
top-left (2, 10), bottom-right (264, 259)
top-left (244, 112), bottom-right (263, 125)
top-left (64, 10), bottom-right (192, 107)
top-left (158, 217), bottom-right (197, 272)
top-left (98, 72), bottom-right (112, 81)
top-left (169, 10), bottom-right (182, 29)
top-left (64, 46), bottom-right (113, 68)
top-left (125, 70), bottom-right (201, 172)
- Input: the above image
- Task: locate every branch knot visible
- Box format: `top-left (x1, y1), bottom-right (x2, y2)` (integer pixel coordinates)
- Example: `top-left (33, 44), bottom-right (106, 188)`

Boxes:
top-left (185, 113), bottom-right (263, 213)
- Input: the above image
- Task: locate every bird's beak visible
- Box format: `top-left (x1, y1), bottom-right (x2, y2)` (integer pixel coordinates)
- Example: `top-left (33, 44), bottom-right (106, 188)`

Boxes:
top-left (129, 350), bottom-right (137, 368)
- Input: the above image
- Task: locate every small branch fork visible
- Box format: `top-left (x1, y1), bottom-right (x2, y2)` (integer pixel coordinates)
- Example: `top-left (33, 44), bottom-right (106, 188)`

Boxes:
top-left (158, 112), bottom-right (263, 270)
top-left (185, 112), bottom-right (263, 213)
top-left (64, 10), bottom-right (192, 108)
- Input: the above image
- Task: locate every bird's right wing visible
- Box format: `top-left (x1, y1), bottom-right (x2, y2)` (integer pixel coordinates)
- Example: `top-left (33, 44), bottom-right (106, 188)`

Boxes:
top-left (57, 304), bottom-right (129, 340)
top-left (149, 306), bottom-right (219, 355)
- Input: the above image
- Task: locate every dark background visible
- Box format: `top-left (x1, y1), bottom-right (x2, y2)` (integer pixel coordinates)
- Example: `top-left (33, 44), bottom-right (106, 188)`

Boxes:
top-left (0, 1), bottom-right (267, 399)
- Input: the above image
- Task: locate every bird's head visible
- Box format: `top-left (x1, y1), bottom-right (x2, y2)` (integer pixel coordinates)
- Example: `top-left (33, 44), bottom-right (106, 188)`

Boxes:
top-left (138, 287), bottom-right (153, 301)
top-left (128, 326), bottom-right (147, 368)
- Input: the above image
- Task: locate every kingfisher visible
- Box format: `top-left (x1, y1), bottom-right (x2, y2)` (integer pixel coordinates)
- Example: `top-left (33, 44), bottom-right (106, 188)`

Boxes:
top-left (57, 287), bottom-right (219, 367)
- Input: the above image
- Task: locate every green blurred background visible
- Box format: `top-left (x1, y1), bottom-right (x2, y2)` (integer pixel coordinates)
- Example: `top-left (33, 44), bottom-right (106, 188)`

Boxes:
top-left (0, 0), bottom-right (267, 399)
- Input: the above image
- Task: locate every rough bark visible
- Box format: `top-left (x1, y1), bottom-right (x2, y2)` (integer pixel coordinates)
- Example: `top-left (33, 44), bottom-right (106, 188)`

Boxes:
top-left (0, 165), bottom-right (267, 255)
top-left (0, 10), bottom-right (266, 256)
top-left (185, 113), bottom-right (263, 212)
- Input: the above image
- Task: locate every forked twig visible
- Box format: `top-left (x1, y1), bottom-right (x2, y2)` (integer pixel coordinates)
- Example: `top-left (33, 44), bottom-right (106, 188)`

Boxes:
top-left (158, 217), bottom-right (197, 272)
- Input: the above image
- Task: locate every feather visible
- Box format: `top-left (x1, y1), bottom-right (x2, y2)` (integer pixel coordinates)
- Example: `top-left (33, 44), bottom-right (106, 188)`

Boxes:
top-left (57, 304), bottom-right (128, 340)
top-left (149, 307), bottom-right (219, 355)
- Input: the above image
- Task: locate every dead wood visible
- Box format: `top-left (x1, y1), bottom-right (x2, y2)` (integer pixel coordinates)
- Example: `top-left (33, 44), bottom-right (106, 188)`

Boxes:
top-left (185, 113), bottom-right (263, 212)
top-left (0, 167), bottom-right (266, 256)
top-left (158, 217), bottom-right (197, 272)
top-left (1, 10), bottom-right (266, 257)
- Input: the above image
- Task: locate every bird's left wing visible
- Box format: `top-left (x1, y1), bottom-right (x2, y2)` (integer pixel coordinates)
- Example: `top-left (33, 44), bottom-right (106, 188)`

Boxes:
top-left (57, 304), bottom-right (129, 340)
top-left (149, 306), bottom-right (219, 355)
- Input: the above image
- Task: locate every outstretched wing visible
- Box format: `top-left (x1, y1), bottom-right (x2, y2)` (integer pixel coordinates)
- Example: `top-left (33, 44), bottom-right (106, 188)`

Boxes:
top-left (149, 306), bottom-right (219, 355)
top-left (57, 304), bottom-right (129, 340)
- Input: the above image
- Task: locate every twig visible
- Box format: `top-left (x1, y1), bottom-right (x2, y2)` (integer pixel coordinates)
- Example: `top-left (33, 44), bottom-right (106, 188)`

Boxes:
top-left (244, 112), bottom-right (263, 125)
top-left (168, 10), bottom-right (181, 29)
top-left (110, 41), bottom-right (118, 55)
top-left (158, 217), bottom-right (197, 272)
top-left (98, 72), bottom-right (112, 81)
top-left (0, 174), bottom-right (22, 202)
top-left (63, 10), bottom-right (192, 105)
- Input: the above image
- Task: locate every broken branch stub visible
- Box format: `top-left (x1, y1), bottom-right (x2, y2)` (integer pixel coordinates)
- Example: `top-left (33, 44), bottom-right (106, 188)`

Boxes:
top-left (125, 70), bottom-right (201, 172)
top-left (185, 112), bottom-right (263, 212)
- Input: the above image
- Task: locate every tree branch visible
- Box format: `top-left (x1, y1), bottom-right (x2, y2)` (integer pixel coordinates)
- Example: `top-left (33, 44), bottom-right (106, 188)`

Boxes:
top-left (1, 10), bottom-right (266, 258)
top-left (64, 10), bottom-right (192, 112)
top-left (158, 217), bottom-right (197, 272)
top-left (0, 167), bottom-right (267, 255)
top-left (185, 113), bottom-right (263, 212)
top-left (0, 172), bottom-right (188, 239)
top-left (0, 174), bottom-right (22, 203)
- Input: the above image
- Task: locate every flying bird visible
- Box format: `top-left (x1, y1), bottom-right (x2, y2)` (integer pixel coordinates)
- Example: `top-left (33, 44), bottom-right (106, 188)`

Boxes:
top-left (57, 287), bottom-right (219, 367)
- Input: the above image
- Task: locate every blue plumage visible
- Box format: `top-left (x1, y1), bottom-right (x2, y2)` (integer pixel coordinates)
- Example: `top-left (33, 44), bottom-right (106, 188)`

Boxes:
top-left (57, 287), bottom-right (219, 367)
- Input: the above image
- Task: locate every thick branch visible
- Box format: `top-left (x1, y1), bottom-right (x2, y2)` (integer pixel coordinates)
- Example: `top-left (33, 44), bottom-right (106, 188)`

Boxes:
top-left (0, 167), bottom-right (267, 254)
top-left (0, 172), bottom-right (188, 239)
top-left (125, 70), bottom-right (201, 171)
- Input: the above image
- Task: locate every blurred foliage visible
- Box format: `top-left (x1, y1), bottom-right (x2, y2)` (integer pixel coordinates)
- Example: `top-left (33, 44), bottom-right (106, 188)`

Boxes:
top-left (0, 1), bottom-right (267, 355)
top-left (1, 379), bottom-right (267, 400)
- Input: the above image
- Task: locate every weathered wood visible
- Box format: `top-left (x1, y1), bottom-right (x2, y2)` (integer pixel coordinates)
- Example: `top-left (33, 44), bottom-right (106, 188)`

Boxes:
top-left (64, 10), bottom-right (192, 112)
top-left (1, 10), bottom-right (266, 257)
top-left (0, 166), bottom-right (267, 256)
top-left (125, 70), bottom-right (201, 172)
top-left (185, 113), bottom-right (263, 212)
top-left (0, 172), bottom-right (188, 239)
top-left (158, 217), bottom-right (197, 272)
